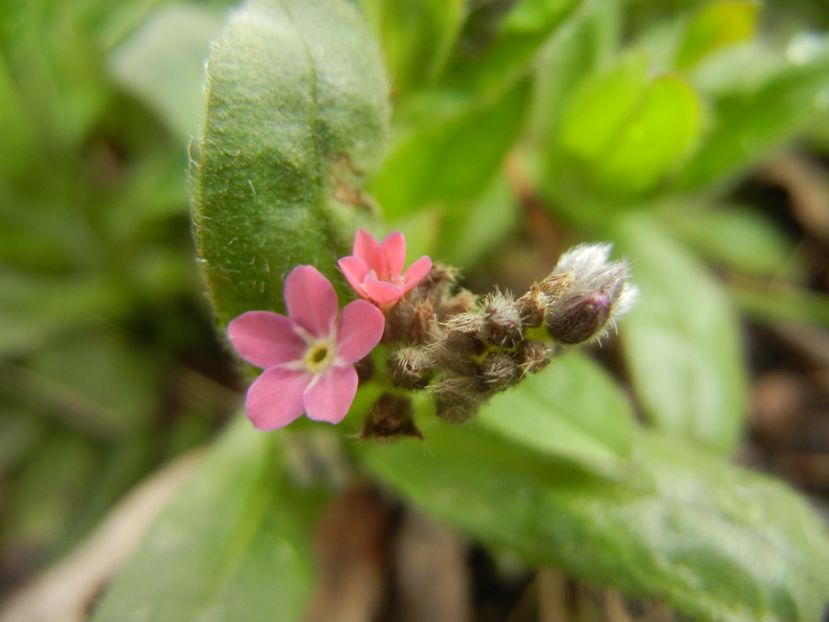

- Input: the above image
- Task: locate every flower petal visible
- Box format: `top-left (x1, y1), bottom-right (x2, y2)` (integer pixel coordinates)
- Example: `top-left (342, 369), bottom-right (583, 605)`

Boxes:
top-left (284, 265), bottom-right (338, 337)
top-left (303, 365), bottom-right (358, 424)
top-left (227, 311), bottom-right (306, 368)
top-left (336, 300), bottom-right (385, 363)
top-left (380, 231), bottom-right (406, 277)
top-left (337, 255), bottom-right (370, 299)
top-left (353, 229), bottom-right (382, 273)
top-left (402, 255), bottom-right (432, 292)
top-left (363, 274), bottom-right (405, 306)
top-left (245, 367), bottom-right (310, 430)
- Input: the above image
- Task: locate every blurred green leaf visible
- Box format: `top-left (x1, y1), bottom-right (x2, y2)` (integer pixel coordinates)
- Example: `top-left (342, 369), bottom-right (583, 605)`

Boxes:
top-left (558, 54), bottom-right (649, 164)
top-left (732, 283), bottom-right (829, 327)
top-left (679, 38), bottom-right (829, 189)
top-left (360, 420), bottom-right (829, 622)
top-left (438, 172), bottom-right (518, 267)
top-left (92, 419), bottom-right (328, 622)
top-left (666, 206), bottom-right (797, 278)
top-left (108, 3), bottom-right (225, 141)
top-left (477, 351), bottom-right (633, 475)
top-left (22, 329), bottom-right (162, 435)
top-left (0, 271), bottom-right (123, 356)
top-left (194, 0), bottom-right (389, 326)
top-left (1, 431), bottom-right (99, 564)
top-left (601, 76), bottom-right (701, 194)
top-left (615, 215), bottom-right (746, 454)
top-left (675, 0), bottom-right (759, 70)
top-left (558, 57), bottom-right (701, 196)
top-left (371, 80), bottom-right (531, 220)
top-left (359, 0), bottom-right (464, 97)
top-left (532, 0), bottom-right (620, 141)
top-left (0, 407), bottom-right (46, 475)
top-left (448, 0), bottom-right (583, 95)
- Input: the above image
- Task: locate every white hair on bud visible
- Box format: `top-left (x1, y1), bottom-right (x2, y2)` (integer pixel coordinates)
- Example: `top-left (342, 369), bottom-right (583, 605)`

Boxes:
top-left (555, 243), bottom-right (612, 277)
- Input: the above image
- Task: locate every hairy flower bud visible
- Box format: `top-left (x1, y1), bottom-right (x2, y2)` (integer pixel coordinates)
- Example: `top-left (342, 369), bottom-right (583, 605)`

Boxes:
top-left (516, 285), bottom-right (547, 328)
top-left (538, 272), bottom-right (572, 300)
top-left (479, 293), bottom-right (522, 348)
top-left (545, 290), bottom-right (612, 345)
top-left (433, 377), bottom-right (486, 424)
top-left (439, 289), bottom-right (477, 319)
top-left (480, 353), bottom-right (519, 392)
top-left (388, 346), bottom-right (433, 389)
top-left (518, 341), bottom-right (554, 376)
top-left (361, 393), bottom-right (422, 441)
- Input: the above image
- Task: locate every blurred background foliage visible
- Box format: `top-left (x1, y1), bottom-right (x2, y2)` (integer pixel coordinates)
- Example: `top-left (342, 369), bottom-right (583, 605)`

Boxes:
top-left (1, 0), bottom-right (829, 620)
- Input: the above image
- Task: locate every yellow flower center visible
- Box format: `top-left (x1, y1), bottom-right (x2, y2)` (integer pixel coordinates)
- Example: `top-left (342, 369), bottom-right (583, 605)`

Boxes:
top-left (304, 339), bottom-right (336, 374)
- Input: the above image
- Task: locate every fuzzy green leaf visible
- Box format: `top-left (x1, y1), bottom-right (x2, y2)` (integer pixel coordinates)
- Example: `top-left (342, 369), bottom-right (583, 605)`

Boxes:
top-left (92, 420), bottom-right (328, 622)
top-left (615, 215), bottom-right (747, 454)
top-left (193, 0), bottom-right (389, 326)
top-left (360, 420), bottom-right (829, 622)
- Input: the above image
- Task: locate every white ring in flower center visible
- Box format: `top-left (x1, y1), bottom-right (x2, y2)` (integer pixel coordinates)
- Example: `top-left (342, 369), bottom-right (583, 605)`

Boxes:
top-left (303, 339), bottom-right (336, 374)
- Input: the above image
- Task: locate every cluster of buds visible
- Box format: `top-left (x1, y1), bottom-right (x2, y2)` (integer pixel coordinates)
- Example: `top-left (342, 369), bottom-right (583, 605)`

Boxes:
top-left (384, 243), bottom-right (637, 425)
top-left (226, 226), bottom-right (635, 437)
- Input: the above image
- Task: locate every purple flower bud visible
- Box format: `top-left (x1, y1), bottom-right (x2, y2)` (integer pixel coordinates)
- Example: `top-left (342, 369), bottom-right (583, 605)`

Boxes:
top-left (545, 290), bottom-right (612, 345)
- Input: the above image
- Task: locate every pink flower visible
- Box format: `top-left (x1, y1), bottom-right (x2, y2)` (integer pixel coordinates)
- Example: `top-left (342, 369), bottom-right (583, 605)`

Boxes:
top-left (227, 265), bottom-right (385, 430)
top-left (338, 229), bottom-right (432, 308)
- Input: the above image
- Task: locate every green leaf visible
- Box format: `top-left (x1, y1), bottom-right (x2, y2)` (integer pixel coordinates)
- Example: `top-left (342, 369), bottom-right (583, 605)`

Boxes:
top-left (614, 215), bottom-right (747, 454)
top-left (666, 206), bottom-right (797, 278)
top-left (477, 351), bottom-right (633, 475)
top-left (92, 419), bottom-right (328, 622)
top-left (731, 283), bottom-right (829, 327)
top-left (597, 76), bottom-right (701, 194)
top-left (558, 54), bottom-right (649, 165)
top-left (532, 0), bottom-right (620, 141)
top-left (0, 270), bottom-right (122, 356)
top-left (108, 3), bottom-right (225, 141)
top-left (370, 80), bottom-right (531, 219)
top-left (359, 0), bottom-right (464, 97)
top-left (557, 57), bottom-right (702, 196)
top-left (447, 0), bottom-right (583, 96)
top-left (193, 0), bottom-right (389, 326)
top-left (1, 431), bottom-right (99, 561)
top-left (675, 0), bottom-right (759, 71)
top-left (359, 421), bottom-right (829, 622)
top-left (678, 40), bottom-right (829, 189)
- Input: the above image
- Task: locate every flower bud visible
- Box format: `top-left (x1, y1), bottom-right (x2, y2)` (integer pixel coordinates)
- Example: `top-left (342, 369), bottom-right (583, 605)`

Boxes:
top-left (518, 341), bottom-right (553, 376)
top-left (516, 285), bottom-right (546, 328)
top-left (433, 377), bottom-right (485, 424)
top-left (480, 353), bottom-right (519, 392)
top-left (439, 289), bottom-right (477, 319)
top-left (545, 290), bottom-right (611, 345)
top-left (479, 293), bottom-right (522, 348)
top-left (388, 346), bottom-right (433, 389)
top-left (361, 393), bottom-right (422, 441)
top-left (538, 272), bottom-right (572, 300)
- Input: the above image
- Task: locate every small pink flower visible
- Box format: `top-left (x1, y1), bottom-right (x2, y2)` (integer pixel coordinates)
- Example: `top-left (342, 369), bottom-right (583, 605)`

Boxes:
top-left (338, 229), bottom-right (432, 308)
top-left (227, 265), bottom-right (385, 430)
